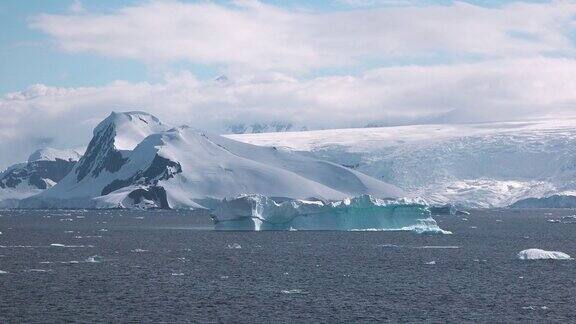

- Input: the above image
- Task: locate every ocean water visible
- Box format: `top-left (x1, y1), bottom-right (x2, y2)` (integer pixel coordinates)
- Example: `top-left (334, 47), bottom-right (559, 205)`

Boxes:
top-left (0, 209), bottom-right (575, 323)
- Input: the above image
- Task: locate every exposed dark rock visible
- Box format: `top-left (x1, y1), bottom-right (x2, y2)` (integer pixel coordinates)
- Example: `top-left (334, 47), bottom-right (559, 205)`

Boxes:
top-left (101, 155), bottom-right (182, 196)
top-left (76, 124), bottom-right (128, 182)
top-left (127, 186), bottom-right (170, 209)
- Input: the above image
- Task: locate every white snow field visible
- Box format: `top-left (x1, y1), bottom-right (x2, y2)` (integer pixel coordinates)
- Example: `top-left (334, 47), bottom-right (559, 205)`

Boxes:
top-left (214, 194), bottom-right (449, 233)
top-left (21, 112), bottom-right (404, 212)
top-left (230, 118), bottom-right (576, 208)
top-left (517, 249), bottom-right (572, 260)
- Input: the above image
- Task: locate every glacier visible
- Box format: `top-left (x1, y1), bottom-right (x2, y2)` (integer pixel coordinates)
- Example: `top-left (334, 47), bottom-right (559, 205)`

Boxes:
top-left (213, 194), bottom-right (450, 233)
top-left (229, 118), bottom-right (576, 208)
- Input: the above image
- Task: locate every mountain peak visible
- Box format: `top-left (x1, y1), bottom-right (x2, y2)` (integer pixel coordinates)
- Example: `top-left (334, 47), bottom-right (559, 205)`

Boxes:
top-left (94, 111), bottom-right (168, 151)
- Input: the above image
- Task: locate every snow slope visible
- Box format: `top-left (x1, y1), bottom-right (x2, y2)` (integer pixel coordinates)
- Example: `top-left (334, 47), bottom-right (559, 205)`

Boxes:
top-left (229, 118), bottom-right (576, 208)
top-left (21, 112), bottom-right (402, 209)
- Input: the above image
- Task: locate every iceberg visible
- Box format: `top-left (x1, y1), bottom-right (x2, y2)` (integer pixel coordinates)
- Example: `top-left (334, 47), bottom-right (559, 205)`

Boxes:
top-left (517, 248), bottom-right (572, 260)
top-left (213, 194), bottom-right (450, 233)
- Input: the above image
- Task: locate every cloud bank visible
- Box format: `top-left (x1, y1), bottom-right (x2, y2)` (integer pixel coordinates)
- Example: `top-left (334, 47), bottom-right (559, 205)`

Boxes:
top-left (2, 57), bottom-right (576, 169)
top-left (30, 1), bottom-right (576, 72)
top-left (1, 1), bottom-right (576, 168)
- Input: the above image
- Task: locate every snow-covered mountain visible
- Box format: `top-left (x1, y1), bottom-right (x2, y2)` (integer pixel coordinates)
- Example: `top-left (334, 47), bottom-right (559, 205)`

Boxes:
top-left (20, 112), bottom-right (402, 209)
top-left (229, 118), bottom-right (576, 208)
top-left (0, 148), bottom-right (80, 207)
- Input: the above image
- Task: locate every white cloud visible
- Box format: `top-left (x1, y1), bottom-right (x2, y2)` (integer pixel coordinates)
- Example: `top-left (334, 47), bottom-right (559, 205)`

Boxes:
top-left (2, 57), bottom-right (576, 169)
top-left (30, 1), bottom-right (576, 72)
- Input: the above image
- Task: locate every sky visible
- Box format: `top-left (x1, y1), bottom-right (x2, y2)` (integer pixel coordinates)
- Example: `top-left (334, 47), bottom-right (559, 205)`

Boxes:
top-left (1, 0), bottom-right (576, 168)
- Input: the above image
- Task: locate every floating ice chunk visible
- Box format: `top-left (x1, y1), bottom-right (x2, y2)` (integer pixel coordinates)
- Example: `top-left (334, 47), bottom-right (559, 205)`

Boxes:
top-left (425, 261), bottom-right (436, 265)
top-left (227, 243), bottom-right (242, 249)
top-left (171, 272), bottom-right (184, 276)
top-left (548, 215), bottom-right (576, 224)
top-left (50, 243), bottom-right (93, 248)
top-left (377, 244), bottom-right (400, 248)
top-left (85, 255), bottom-right (103, 263)
top-left (25, 269), bottom-right (51, 273)
top-left (131, 248), bottom-right (148, 253)
top-left (517, 248), bottom-right (572, 260)
top-left (281, 289), bottom-right (306, 295)
top-left (0, 270), bottom-right (7, 274)
top-left (214, 194), bottom-right (449, 232)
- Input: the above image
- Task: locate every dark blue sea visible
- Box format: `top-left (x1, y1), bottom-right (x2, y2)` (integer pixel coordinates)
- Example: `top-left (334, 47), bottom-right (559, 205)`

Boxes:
top-left (1, 209), bottom-right (575, 323)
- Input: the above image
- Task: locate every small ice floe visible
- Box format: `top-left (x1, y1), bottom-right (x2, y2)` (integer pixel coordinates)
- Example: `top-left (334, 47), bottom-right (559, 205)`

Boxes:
top-left (133, 216), bottom-right (145, 220)
top-left (469, 226), bottom-right (478, 229)
top-left (220, 275), bottom-right (229, 279)
top-left (131, 248), bottom-right (148, 253)
top-left (561, 215), bottom-right (576, 223)
top-left (99, 229), bottom-right (108, 232)
top-left (416, 245), bottom-right (459, 249)
top-left (85, 255), bottom-right (103, 263)
top-left (171, 272), bottom-right (184, 276)
top-left (60, 260), bottom-right (80, 264)
top-left (522, 305), bottom-right (549, 311)
top-left (281, 289), bottom-right (306, 295)
top-left (0, 270), bottom-right (8, 274)
top-left (461, 218), bottom-right (468, 221)
top-left (0, 245), bottom-right (40, 249)
top-left (377, 244), bottom-right (400, 248)
top-left (548, 215), bottom-right (576, 224)
top-left (50, 243), bottom-right (93, 248)
top-left (517, 248), bottom-right (572, 260)
top-left (64, 230), bottom-right (74, 233)
top-left (25, 269), bottom-right (52, 273)
top-left (425, 261), bottom-right (436, 265)
top-left (227, 243), bottom-right (242, 249)
top-left (495, 219), bottom-right (503, 222)
top-left (59, 218), bottom-right (74, 222)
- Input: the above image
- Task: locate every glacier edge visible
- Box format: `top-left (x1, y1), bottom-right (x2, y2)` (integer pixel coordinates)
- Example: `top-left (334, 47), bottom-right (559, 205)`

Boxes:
top-left (213, 194), bottom-right (450, 233)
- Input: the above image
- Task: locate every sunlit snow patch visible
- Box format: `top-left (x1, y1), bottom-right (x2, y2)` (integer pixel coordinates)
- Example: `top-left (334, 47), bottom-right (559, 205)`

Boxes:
top-left (517, 249), bottom-right (572, 260)
top-left (213, 194), bottom-right (449, 233)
